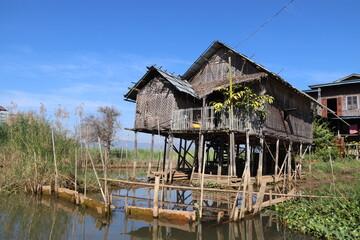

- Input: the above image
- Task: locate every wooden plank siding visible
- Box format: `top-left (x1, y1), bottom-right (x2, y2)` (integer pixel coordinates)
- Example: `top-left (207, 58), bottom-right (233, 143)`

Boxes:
top-left (188, 48), bottom-right (260, 86)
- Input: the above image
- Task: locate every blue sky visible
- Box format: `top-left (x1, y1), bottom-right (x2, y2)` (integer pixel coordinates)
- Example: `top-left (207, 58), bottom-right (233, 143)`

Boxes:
top-left (1, 0), bottom-right (359, 143)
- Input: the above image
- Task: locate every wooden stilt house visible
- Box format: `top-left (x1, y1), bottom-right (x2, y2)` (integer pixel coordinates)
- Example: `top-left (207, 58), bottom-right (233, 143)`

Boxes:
top-left (125, 41), bottom-right (313, 185)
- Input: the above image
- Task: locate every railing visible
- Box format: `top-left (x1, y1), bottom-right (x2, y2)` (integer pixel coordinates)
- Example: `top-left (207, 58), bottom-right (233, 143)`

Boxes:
top-left (171, 106), bottom-right (262, 133)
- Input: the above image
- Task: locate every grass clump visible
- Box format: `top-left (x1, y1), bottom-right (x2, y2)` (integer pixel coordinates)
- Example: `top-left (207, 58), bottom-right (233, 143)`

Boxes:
top-left (0, 111), bottom-right (98, 193)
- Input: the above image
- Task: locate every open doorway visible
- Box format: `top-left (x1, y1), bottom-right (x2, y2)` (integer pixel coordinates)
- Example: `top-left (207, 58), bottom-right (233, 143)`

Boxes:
top-left (327, 98), bottom-right (337, 118)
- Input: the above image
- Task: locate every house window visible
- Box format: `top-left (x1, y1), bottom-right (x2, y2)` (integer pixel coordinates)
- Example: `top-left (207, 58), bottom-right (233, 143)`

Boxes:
top-left (347, 96), bottom-right (358, 110)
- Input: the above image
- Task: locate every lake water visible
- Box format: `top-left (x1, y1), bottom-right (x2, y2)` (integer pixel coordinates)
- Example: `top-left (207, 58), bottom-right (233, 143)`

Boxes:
top-left (0, 171), bottom-right (314, 239)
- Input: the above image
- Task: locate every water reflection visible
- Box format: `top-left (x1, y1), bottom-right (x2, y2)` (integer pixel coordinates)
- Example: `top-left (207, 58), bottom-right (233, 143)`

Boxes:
top-left (0, 186), bottom-right (313, 240)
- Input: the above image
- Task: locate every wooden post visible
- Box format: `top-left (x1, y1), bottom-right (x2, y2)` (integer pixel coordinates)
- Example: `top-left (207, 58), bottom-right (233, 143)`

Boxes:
top-left (299, 142), bottom-right (303, 178)
top-left (275, 139), bottom-right (279, 181)
top-left (85, 143), bottom-right (106, 203)
top-left (84, 141), bottom-right (88, 196)
top-left (75, 148), bottom-right (78, 193)
top-left (217, 211), bottom-right (224, 223)
top-left (153, 176), bottom-right (160, 218)
top-left (126, 133), bottom-right (129, 162)
top-left (239, 129), bottom-right (251, 219)
top-left (183, 140), bottom-right (188, 169)
top-left (199, 143), bottom-right (207, 219)
top-left (257, 136), bottom-right (264, 186)
top-left (217, 142), bottom-right (223, 178)
top-left (162, 136), bottom-right (168, 172)
top-left (229, 133), bottom-right (233, 176)
top-left (247, 183), bottom-right (253, 211)
top-left (198, 134), bottom-right (204, 174)
top-left (51, 128), bottom-right (59, 194)
top-left (147, 162), bottom-right (152, 177)
top-left (150, 134), bottom-right (154, 163)
top-left (165, 136), bottom-right (173, 182)
top-left (177, 138), bottom-right (182, 168)
top-left (288, 141), bottom-right (293, 181)
top-left (98, 137), bottom-right (108, 206)
top-left (134, 131), bottom-right (138, 165)
top-left (309, 146), bottom-right (312, 174)
top-left (133, 161), bottom-right (136, 178)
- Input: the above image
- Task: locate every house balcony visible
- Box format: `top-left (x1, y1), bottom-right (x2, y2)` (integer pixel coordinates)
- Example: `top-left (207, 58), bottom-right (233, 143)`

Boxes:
top-left (171, 106), bottom-right (262, 133)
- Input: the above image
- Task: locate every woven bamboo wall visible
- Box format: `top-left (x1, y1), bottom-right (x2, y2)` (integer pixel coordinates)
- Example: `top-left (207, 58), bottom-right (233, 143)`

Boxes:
top-left (135, 76), bottom-right (199, 130)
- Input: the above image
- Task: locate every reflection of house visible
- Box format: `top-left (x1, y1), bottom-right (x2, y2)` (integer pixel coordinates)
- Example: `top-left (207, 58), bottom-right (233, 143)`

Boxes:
top-left (304, 74), bottom-right (360, 141)
top-left (0, 106), bottom-right (8, 122)
top-left (125, 41), bottom-right (314, 182)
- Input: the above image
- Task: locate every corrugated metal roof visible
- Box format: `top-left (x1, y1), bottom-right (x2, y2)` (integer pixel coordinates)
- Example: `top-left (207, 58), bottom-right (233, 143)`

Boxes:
top-left (124, 66), bottom-right (198, 101)
top-left (156, 67), bottom-right (198, 98)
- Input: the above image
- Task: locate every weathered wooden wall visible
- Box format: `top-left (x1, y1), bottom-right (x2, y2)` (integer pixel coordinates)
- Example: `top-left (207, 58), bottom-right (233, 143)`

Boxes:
top-left (264, 79), bottom-right (313, 143)
top-left (189, 48), bottom-right (260, 86)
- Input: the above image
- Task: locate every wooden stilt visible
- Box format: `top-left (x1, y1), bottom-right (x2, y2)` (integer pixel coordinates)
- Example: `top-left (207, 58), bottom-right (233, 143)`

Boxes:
top-left (275, 139), bottom-right (279, 181)
top-left (239, 129), bottom-right (251, 219)
top-left (51, 128), bottom-right (59, 194)
top-left (197, 134), bottom-right (204, 174)
top-left (74, 148), bottom-right (78, 193)
top-left (162, 136), bottom-right (168, 172)
top-left (288, 141), bottom-right (293, 181)
top-left (199, 143), bottom-right (207, 219)
top-left (134, 131), bottom-right (138, 161)
top-left (150, 134), bottom-right (154, 163)
top-left (178, 138), bottom-right (182, 168)
top-left (153, 176), bottom-right (160, 218)
top-left (257, 135), bottom-right (264, 186)
top-left (183, 140), bottom-right (188, 169)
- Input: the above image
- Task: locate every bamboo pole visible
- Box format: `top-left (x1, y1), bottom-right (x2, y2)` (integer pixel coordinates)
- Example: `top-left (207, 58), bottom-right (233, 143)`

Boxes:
top-left (98, 137), bottom-right (108, 206)
top-left (240, 129), bottom-right (251, 219)
top-left (85, 142), bottom-right (106, 203)
top-left (134, 131), bottom-right (138, 162)
top-left (153, 176), bottom-right (160, 218)
top-left (150, 134), bottom-right (154, 163)
top-left (274, 139), bottom-right (280, 178)
top-left (328, 147), bottom-right (335, 188)
top-left (51, 128), bottom-right (59, 194)
top-left (257, 136), bottom-right (264, 186)
top-left (288, 141), bottom-right (292, 181)
top-left (199, 143), bottom-right (207, 219)
top-left (75, 148), bottom-right (78, 192)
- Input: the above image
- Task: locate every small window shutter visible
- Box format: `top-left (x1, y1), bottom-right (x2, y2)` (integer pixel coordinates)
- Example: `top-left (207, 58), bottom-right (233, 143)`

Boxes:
top-left (337, 97), bottom-right (342, 116)
top-left (321, 98), bottom-right (327, 117)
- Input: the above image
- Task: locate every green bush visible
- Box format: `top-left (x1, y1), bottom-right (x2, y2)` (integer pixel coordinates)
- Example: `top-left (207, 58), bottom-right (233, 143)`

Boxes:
top-left (312, 118), bottom-right (339, 161)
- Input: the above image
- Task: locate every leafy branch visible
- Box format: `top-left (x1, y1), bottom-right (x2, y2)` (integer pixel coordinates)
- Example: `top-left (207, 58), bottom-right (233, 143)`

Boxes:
top-left (210, 85), bottom-right (274, 119)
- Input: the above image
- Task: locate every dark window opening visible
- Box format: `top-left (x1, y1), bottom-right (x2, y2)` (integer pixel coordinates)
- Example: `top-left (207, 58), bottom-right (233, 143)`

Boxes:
top-left (327, 98), bottom-right (337, 118)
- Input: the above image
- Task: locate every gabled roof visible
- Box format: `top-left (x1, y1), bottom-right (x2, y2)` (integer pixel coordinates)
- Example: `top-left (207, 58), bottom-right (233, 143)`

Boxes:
top-left (334, 73), bottom-right (360, 83)
top-left (124, 66), bottom-right (198, 101)
top-left (0, 106), bottom-right (7, 111)
top-left (182, 40), bottom-right (311, 100)
top-left (309, 73), bottom-right (360, 89)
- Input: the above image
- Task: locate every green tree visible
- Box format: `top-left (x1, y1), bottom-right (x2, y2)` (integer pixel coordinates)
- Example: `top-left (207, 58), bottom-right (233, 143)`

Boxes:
top-left (312, 118), bottom-right (339, 161)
